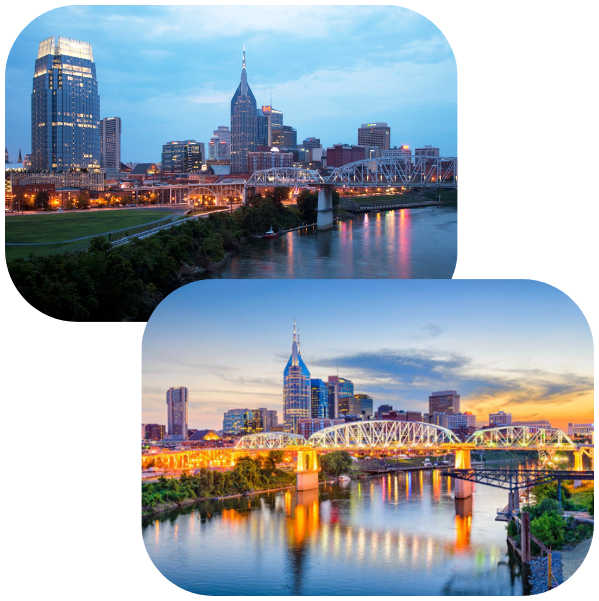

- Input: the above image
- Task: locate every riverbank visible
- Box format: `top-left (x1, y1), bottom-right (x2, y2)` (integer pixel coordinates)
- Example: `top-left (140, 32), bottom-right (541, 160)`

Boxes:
top-left (561, 537), bottom-right (593, 580)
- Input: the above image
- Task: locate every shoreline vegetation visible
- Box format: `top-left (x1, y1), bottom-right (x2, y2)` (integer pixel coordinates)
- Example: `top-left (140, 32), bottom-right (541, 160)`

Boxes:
top-left (7, 187), bottom-right (453, 321)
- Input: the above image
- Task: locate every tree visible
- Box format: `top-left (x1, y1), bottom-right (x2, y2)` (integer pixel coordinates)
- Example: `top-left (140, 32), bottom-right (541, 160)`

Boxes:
top-left (530, 512), bottom-right (566, 549)
top-left (296, 190), bottom-right (318, 223)
top-left (268, 187), bottom-right (290, 207)
top-left (35, 190), bottom-right (50, 210)
top-left (76, 190), bottom-right (90, 210)
top-left (320, 451), bottom-right (353, 477)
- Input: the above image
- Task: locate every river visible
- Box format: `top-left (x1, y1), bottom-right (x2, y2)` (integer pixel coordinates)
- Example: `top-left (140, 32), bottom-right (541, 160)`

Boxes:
top-left (202, 205), bottom-right (456, 279)
top-left (142, 470), bottom-right (527, 595)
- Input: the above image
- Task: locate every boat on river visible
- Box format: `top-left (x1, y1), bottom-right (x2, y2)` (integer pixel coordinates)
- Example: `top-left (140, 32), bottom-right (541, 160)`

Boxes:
top-left (262, 226), bottom-right (279, 239)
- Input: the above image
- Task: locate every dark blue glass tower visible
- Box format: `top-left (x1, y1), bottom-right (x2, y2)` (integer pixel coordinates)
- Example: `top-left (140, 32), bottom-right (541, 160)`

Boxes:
top-left (283, 322), bottom-right (311, 433)
top-left (31, 36), bottom-right (100, 172)
top-left (311, 379), bottom-right (329, 419)
top-left (230, 48), bottom-right (257, 172)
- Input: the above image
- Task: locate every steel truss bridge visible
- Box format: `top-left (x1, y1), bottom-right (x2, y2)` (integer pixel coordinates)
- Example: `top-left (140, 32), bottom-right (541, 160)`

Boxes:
top-left (233, 423), bottom-right (580, 452)
top-left (246, 155), bottom-right (457, 190)
top-left (142, 424), bottom-right (593, 472)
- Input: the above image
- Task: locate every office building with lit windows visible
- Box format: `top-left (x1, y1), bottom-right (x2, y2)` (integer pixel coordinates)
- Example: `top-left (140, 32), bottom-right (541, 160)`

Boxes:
top-left (354, 394), bottom-right (374, 418)
top-left (311, 379), bottom-right (329, 419)
top-left (100, 116), bottom-right (121, 173)
top-left (358, 122), bottom-right (390, 150)
top-left (31, 36), bottom-right (101, 171)
top-left (429, 390), bottom-right (460, 415)
top-left (272, 125), bottom-right (297, 148)
top-left (161, 140), bottom-right (204, 174)
top-left (166, 386), bottom-right (188, 440)
top-left (327, 376), bottom-right (354, 419)
top-left (283, 323), bottom-right (311, 433)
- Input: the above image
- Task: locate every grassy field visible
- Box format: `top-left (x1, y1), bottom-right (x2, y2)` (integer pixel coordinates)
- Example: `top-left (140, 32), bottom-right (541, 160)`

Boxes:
top-left (5, 209), bottom-right (182, 261)
top-left (5, 209), bottom-right (176, 244)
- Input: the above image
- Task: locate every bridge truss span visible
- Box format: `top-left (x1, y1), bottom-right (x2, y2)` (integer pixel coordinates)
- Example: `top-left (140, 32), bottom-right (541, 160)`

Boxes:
top-left (327, 155), bottom-right (457, 189)
top-left (466, 426), bottom-right (577, 450)
top-left (235, 432), bottom-right (308, 450)
top-left (307, 420), bottom-right (461, 449)
top-left (246, 167), bottom-right (324, 188)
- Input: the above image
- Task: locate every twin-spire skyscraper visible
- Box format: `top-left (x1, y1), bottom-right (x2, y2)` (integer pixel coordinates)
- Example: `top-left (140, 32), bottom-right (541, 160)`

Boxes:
top-left (230, 47), bottom-right (257, 173)
top-left (283, 321), bottom-right (311, 433)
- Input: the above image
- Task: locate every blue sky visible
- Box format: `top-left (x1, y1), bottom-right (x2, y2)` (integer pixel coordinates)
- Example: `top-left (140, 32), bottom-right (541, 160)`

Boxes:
top-left (5, 5), bottom-right (457, 163)
top-left (142, 280), bottom-right (593, 431)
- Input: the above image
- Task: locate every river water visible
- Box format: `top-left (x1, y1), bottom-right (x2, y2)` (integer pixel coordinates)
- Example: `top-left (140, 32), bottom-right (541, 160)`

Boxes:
top-left (203, 205), bottom-right (457, 279)
top-left (142, 470), bottom-right (526, 596)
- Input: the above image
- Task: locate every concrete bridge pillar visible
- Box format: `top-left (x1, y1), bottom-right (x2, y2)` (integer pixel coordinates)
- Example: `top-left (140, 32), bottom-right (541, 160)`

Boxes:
top-left (317, 187), bottom-right (334, 230)
top-left (297, 449), bottom-right (320, 491)
top-left (573, 450), bottom-right (583, 487)
top-left (508, 490), bottom-right (520, 513)
top-left (241, 186), bottom-right (247, 205)
top-left (521, 511), bottom-right (531, 563)
top-left (454, 448), bottom-right (473, 499)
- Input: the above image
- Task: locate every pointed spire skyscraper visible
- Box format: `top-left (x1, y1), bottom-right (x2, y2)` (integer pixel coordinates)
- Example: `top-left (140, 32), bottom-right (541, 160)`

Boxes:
top-left (230, 46), bottom-right (257, 173)
top-left (283, 321), bottom-right (311, 433)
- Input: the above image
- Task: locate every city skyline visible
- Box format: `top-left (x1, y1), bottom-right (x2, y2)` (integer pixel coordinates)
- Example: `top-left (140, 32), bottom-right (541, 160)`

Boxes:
top-left (142, 280), bottom-right (594, 431)
top-left (6, 5), bottom-right (457, 163)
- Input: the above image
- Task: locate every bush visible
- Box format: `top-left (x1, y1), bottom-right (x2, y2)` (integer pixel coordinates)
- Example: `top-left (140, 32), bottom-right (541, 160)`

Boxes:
top-left (320, 451), bottom-right (353, 477)
top-left (530, 513), bottom-right (566, 549)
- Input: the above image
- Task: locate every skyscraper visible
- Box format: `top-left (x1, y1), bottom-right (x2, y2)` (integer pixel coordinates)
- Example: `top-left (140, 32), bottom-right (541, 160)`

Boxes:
top-left (31, 36), bottom-right (100, 171)
top-left (161, 140), bottom-right (204, 173)
top-left (209, 126), bottom-right (231, 159)
top-left (428, 390), bottom-right (460, 415)
top-left (358, 122), bottom-right (390, 150)
top-left (230, 48), bottom-right (257, 172)
top-left (283, 322), bottom-right (311, 433)
top-left (261, 106), bottom-right (283, 145)
top-left (166, 386), bottom-right (188, 440)
top-left (100, 116), bottom-right (121, 173)
top-left (327, 376), bottom-right (354, 419)
top-left (311, 379), bottom-right (329, 419)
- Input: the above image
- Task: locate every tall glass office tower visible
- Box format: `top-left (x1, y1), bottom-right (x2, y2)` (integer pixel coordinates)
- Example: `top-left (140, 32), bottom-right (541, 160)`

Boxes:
top-left (31, 36), bottom-right (100, 171)
top-left (283, 322), bottom-right (311, 433)
top-left (166, 387), bottom-right (188, 440)
top-left (230, 48), bottom-right (257, 172)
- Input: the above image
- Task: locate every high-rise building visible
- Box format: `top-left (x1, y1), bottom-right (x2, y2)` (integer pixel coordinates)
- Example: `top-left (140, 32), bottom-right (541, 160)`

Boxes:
top-left (161, 140), bottom-right (204, 174)
top-left (297, 418), bottom-right (344, 439)
top-left (248, 148), bottom-right (293, 172)
top-left (209, 126), bottom-right (231, 159)
top-left (441, 412), bottom-right (476, 439)
top-left (326, 144), bottom-right (366, 168)
top-left (327, 376), bottom-right (354, 419)
top-left (4, 148), bottom-right (8, 163)
top-left (256, 109), bottom-right (269, 147)
top-left (100, 116), bottom-right (121, 173)
top-left (261, 106), bottom-right (283, 145)
top-left (166, 387), bottom-right (188, 440)
top-left (354, 394), bottom-right (374, 418)
top-left (272, 125), bottom-right (297, 148)
top-left (144, 424), bottom-right (166, 441)
top-left (358, 122), bottom-right (390, 150)
top-left (375, 404), bottom-right (393, 419)
top-left (31, 36), bottom-right (100, 171)
top-left (230, 49), bottom-right (257, 172)
top-left (311, 379), bottom-right (329, 419)
top-left (283, 322), bottom-right (311, 433)
top-left (489, 411), bottom-right (512, 426)
top-left (415, 145), bottom-right (440, 157)
top-left (223, 408), bottom-right (248, 435)
top-left (429, 390), bottom-right (460, 415)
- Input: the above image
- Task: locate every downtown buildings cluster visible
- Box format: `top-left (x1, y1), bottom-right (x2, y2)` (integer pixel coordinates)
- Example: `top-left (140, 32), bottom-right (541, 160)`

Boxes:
top-left (6, 37), bottom-right (443, 210)
top-left (142, 324), bottom-right (593, 447)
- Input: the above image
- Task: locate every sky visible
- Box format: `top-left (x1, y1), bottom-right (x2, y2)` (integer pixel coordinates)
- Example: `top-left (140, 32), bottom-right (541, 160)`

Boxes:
top-left (142, 280), bottom-right (594, 432)
top-left (5, 5), bottom-right (457, 163)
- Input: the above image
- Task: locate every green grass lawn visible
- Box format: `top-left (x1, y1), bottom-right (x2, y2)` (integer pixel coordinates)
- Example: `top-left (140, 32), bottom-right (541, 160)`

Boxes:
top-left (5, 240), bottom-right (91, 262)
top-left (5, 209), bottom-right (175, 244)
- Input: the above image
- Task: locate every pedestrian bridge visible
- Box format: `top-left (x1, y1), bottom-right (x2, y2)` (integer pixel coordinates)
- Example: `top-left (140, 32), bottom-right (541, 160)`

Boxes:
top-left (229, 422), bottom-right (583, 452)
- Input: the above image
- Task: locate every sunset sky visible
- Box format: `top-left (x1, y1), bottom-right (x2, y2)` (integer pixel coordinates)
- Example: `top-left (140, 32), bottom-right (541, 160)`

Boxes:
top-left (142, 280), bottom-right (593, 432)
top-left (6, 5), bottom-right (456, 162)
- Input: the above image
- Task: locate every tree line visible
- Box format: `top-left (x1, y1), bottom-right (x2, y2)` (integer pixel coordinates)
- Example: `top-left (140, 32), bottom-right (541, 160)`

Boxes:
top-left (8, 191), bottom-right (305, 321)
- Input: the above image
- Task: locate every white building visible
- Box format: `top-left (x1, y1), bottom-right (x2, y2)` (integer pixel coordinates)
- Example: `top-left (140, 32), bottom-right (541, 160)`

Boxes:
top-left (100, 116), bottom-right (122, 174)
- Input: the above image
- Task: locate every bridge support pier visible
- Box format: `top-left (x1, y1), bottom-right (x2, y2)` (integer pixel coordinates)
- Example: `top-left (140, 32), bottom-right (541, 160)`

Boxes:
top-left (297, 449), bottom-right (320, 491)
top-left (454, 448), bottom-right (473, 499)
top-left (317, 187), bottom-right (334, 230)
top-left (521, 511), bottom-right (531, 563)
top-left (573, 450), bottom-right (583, 487)
top-left (508, 490), bottom-right (520, 513)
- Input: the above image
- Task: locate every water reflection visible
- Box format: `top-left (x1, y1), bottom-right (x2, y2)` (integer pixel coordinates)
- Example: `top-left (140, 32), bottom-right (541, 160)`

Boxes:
top-left (143, 471), bottom-right (522, 596)
top-left (201, 206), bottom-right (456, 280)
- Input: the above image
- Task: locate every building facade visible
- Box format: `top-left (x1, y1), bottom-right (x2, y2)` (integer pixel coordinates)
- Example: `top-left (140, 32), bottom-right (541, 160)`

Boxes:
top-left (248, 148), bottom-right (293, 172)
top-left (567, 423), bottom-right (594, 437)
top-left (272, 125), bottom-right (297, 148)
top-left (489, 411), bottom-right (512, 426)
top-left (297, 418), bottom-right (345, 440)
top-left (209, 126), bottom-right (231, 160)
top-left (358, 122), bottom-right (390, 150)
top-left (311, 379), bottom-right (329, 419)
top-left (144, 423), bottom-right (166, 441)
top-left (166, 386), bottom-right (188, 440)
top-left (354, 394), bottom-right (374, 418)
top-left (429, 390), bottom-right (460, 415)
top-left (230, 49), bottom-right (257, 172)
top-left (161, 140), bottom-right (204, 174)
top-left (326, 144), bottom-right (366, 168)
top-left (100, 116), bottom-right (121, 173)
top-left (31, 36), bottom-right (101, 172)
top-left (283, 322), bottom-right (311, 433)
top-left (327, 376), bottom-right (354, 419)
top-left (415, 145), bottom-right (440, 157)
top-left (261, 106), bottom-right (283, 145)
